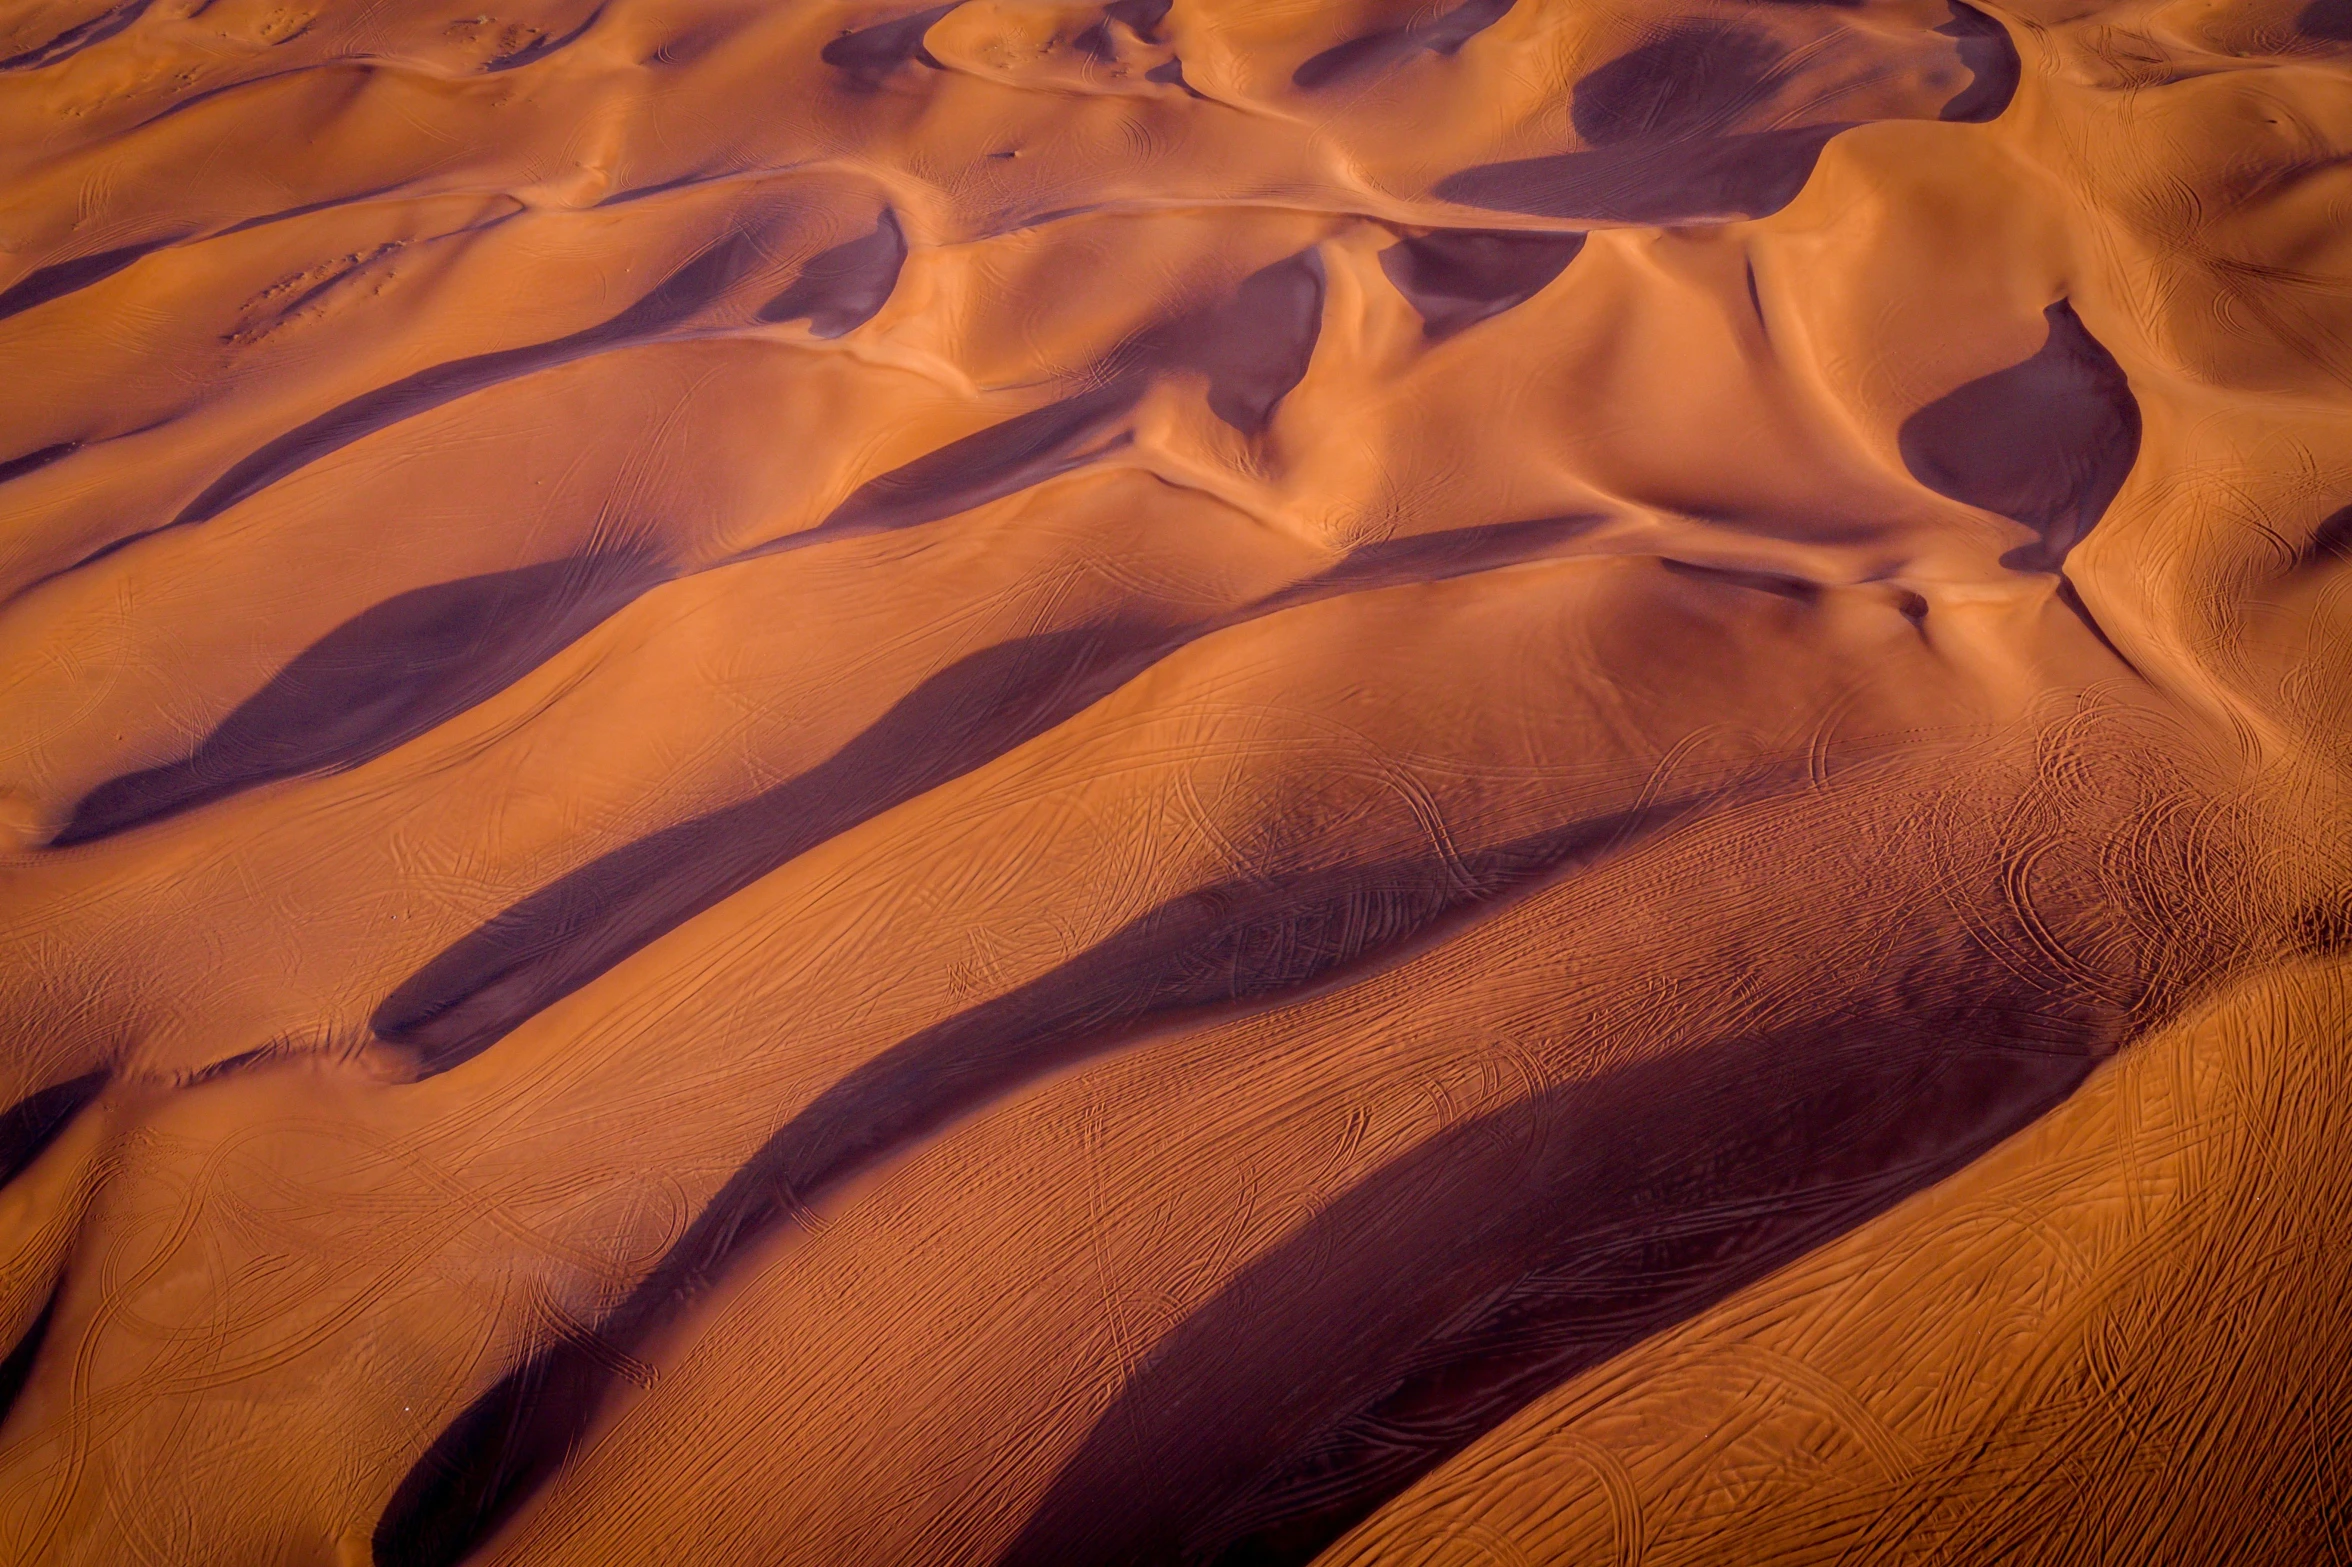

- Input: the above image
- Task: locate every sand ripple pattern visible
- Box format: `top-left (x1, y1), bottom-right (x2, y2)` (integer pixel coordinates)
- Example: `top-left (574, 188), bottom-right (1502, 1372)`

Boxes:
top-left (0, 0), bottom-right (2348, 1563)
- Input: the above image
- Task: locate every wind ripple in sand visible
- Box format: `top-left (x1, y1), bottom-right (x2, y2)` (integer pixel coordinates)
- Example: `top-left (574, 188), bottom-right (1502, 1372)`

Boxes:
top-left (0, 0), bottom-right (2349, 1564)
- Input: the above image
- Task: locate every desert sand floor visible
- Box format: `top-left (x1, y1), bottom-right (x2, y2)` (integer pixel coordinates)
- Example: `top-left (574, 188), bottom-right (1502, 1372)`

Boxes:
top-left (1, 0), bottom-right (2349, 1561)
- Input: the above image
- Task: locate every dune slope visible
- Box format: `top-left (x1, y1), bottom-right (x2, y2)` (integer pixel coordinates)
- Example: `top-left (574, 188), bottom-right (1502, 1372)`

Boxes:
top-left (0, 0), bottom-right (2348, 1562)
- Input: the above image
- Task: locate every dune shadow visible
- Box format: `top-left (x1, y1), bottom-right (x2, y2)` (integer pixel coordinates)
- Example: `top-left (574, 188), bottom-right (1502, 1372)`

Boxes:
top-left (738, 245), bottom-right (1327, 563)
top-left (55, 553), bottom-right (662, 846)
top-left (0, 1073), bottom-right (95, 1421)
top-left (1261, 513), bottom-right (1603, 613)
top-left (1188, 249), bottom-right (1325, 435)
top-left (1898, 299), bottom-right (2141, 575)
top-left (2299, 503), bottom-right (2352, 569)
top-left (0, 441), bottom-right (80, 487)
top-left (1437, 5), bottom-right (2015, 224)
top-left (1002, 966), bottom-right (2124, 1564)
top-left (0, 1071), bottom-right (107, 1188)
top-left (370, 620), bottom-right (1175, 1075)
top-left (482, 3), bottom-right (605, 72)
top-left (0, 0), bottom-right (151, 72)
top-left (33, 210), bottom-right (904, 590)
top-left (1565, 22), bottom-right (1791, 146)
top-left (375, 514), bottom-right (1605, 1077)
top-left (1380, 229), bottom-right (1586, 340)
top-left (1292, 0), bottom-right (1514, 90)
top-left (807, 381), bottom-right (1145, 542)
top-left (1436, 21), bottom-right (1847, 224)
top-left (1936, 1), bottom-right (2019, 122)
top-left (758, 209), bottom-right (905, 337)
top-left (2299, 0), bottom-right (2352, 42)
top-left (1436, 125), bottom-right (1850, 225)
top-left (0, 1283), bottom-right (60, 1433)
top-left (1075, 0), bottom-right (1171, 59)
top-left (369, 802), bottom-right (1705, 1567)
top-left (0, 234), bottom-right (177, 321)
top-left (820, 3), bottom-right (958, 87)
top-left (43, 206), bottom-right (898, 578)
top-left (1094, 248), bottom-right (1327, 436)
top-left (168, 233), bottom-right (778, 535)
top-left (1660, 556), bottom-right (1820, 600)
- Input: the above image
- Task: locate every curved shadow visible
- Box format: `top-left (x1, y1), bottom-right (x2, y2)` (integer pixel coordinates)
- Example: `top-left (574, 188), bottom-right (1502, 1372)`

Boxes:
top-left (0, 0), bottom-right (151, 72)
top-left (1936, 1), bottom-right (2019, 123)
top-left (0, 1283), bottom-right (60, 1433)
top-left (1380, 229), bottom-right (1586, 340)
top-left (1075, 0), bottom-right (1172, 59)
top-left (1189, 249), bottom-right (1325, 435)
top-left (1002, 970), bottom-right (2125, 1563)
top-left (369, 620), bottom-right (1169, 1075)
top-left (168, 232), bottom-right (777, 534)
top-left (1257, 513), bottom-right (1603, 616)
top-left (1659, 555), bottom-right (1820, 601)
top-left (757, 209), bottom-right (905, 337)
top-left (1434, 18), bottom-right (1843, 224)
top-left (1436, 6), bottom-right (2016, 225)
top-left (55, 553), bottom-right (663, 846)
top-left (0, 441), bottom-right (79, 487)
top-left (1437, 125), bottom-right (1850, 226)
top-left (2300, 0), bottom-right (2352, 42)
top-left (1292, 0), bottom-right (1514, 89)
top-left (740, 244), bottom-right (1328, 562)
top-left (1898, 300), bottom-right (2141, 575)
top-left (819, 3), bottom-right (958, 87)
top-left (0, 1072), bottom-right (111, 1435)
top-left (2299, 503), bottom-right (2352, 570)
top-left (1094, 248), bottom-right (1326, 435)
top-left (809, 380), bottom-right (1145, 541)
top-left (374, 514), bottom-right (1603, 1077)
top-left (0, 236), bottom-right (178, 322)
top-left (369, 804), bottom-right (1704, 1567)
top-left (1568, 21), bottom-right (1790, 146)
top-left (162, 205), bottom-right (906, 543)
top-left (482, 3), bottom-right (605, 72)
top-left (0, 1070), bottom-right (107, 1188)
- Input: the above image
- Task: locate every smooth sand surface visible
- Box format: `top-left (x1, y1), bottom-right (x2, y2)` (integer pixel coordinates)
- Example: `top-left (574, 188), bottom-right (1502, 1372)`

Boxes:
top-left (0, 0), bottom-right (2348, 1561)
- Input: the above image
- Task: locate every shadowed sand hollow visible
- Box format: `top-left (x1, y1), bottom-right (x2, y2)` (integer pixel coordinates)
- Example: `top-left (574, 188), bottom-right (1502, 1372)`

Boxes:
top-left (1, 0), bottom-right (2350, 1562)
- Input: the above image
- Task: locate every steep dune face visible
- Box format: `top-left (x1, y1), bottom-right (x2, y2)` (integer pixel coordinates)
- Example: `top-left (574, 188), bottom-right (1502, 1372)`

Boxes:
top-left (0, 0), bottom-right (2346, 1562)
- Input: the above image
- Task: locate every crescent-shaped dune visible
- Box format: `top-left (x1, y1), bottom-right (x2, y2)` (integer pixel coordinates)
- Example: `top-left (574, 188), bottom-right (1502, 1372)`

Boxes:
top-left (0, 0), bottom-right (2348, 1561)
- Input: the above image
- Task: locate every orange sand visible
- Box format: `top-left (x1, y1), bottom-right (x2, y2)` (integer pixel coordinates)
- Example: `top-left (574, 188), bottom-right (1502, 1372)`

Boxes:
top-left (0, 0), bottom-right (2348, 1561)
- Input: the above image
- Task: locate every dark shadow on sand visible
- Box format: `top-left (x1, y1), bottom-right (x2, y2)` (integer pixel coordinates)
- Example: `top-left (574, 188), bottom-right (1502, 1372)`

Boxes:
top-left (2299, 0), bottom-right (2352, 42)
top-left (1898, 299), bottom-right (2141, 575)
top-left (1075, 0), bottom-right (1171, 60)
top-left (0, 1071), bottom-right (107, 1188)
top-left (1936, 2), bottom-right (2019, 123)
top-left (0, 441), bottom-right (80, 486)
top-left (1292, 0), bottom-right (1514, 89)
top-left (1435, 6), bottom-right (2015, 224)
top-left (820, 3), bottom-right (957, 87)
top-left (0, 1284), bottom-right (61, 1433)
top-left (482, 2), bottom-right (605, 72)
top-left (757, 210), bottom-right (906, 337)
top-left (0, 235), bottom-right (177, 321)
top-left (369, 619), bottom-right (1174, 1074)
top-left (736, 244), bottom-right (1326, 557)
top-left (1380, 229), bottom-right (1586, 340)
top-left (0, 0), bottom-right (152, 72)
top-left (369, 802), bottom-right (1702, 1567)
top-left (372, 514), bottom-right (1602, 1077)
top-left (55, 554), bottom-right (663, 846)
top-left (1001, 964), bottom-right (2123, 1564)
top-left (168, 233), bottom-right (778, 534)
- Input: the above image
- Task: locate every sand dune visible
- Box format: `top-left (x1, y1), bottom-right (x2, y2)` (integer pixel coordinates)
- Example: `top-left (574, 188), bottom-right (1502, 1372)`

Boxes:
top-left (0, 0), bottom-right (2348, 1561)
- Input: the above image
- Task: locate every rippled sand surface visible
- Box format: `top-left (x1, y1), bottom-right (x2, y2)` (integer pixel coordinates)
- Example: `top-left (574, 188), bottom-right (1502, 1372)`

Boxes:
top-left (2, 0), bottom-right (2350, 1560)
